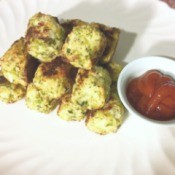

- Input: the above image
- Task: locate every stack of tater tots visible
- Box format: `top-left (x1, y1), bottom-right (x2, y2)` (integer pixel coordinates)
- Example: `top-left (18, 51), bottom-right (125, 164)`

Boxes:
top-left (0, 12), bottom-right (124, 135)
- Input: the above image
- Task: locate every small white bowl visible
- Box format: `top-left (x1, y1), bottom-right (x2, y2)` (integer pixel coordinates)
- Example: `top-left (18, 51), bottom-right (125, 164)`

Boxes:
top-left (117, 56), bottom-right (175, 126)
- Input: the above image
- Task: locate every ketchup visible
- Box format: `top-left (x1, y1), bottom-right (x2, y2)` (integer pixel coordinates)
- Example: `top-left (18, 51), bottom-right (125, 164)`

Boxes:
top-left (126, 70), bottom-right (175, 121)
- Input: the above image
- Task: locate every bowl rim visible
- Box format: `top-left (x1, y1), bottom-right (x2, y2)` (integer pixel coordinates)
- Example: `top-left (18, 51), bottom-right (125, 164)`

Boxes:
top-left (117, 56), bottom-right (175, 126)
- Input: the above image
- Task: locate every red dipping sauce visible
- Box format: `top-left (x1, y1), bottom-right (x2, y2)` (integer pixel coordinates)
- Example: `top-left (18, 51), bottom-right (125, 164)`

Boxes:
top-left (126, 70), bottom-right (175, 121)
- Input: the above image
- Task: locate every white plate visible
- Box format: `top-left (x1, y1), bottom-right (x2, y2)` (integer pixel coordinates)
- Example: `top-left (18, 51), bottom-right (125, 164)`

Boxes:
top-left (0, 0), bottom-right (175, 175)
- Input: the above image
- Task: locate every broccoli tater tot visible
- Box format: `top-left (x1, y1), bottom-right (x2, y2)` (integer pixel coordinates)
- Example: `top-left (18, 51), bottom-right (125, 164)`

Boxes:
top-left (33, 58), bottom-right (75, 100)
top-left (71, 66), bottom-right (112, 110)
top-left (0, 75), bottom-right (26, 103)
top-left (92, 23), bottom-right (120, 64)
top-left (62, 24), bottom-right (106, 69)
top-left (25, 12), bottom-right (65, 62)
top-left (26, 83), bottom-right (58, 113)
top-left (57, 94), bottom-right (87, 121)
top-left (0, 37), bottom-right (39, 86)
top-left (85, 86), bottom-right (125, 135)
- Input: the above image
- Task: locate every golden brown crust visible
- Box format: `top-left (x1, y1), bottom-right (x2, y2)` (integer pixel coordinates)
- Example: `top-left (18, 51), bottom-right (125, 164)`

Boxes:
top-left (39, 57), bottom-right (76, 82)
top-left (61, 19), bottom-right (87, 36)
top-left (41, 58), bottom-right (65, 77)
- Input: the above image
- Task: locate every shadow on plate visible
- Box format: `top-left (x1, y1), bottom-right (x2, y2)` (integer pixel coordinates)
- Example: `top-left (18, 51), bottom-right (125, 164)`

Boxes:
top-left (114, 30), bottom-right (137, 65)
top-left (146, 40), bottom-right (175, 60)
